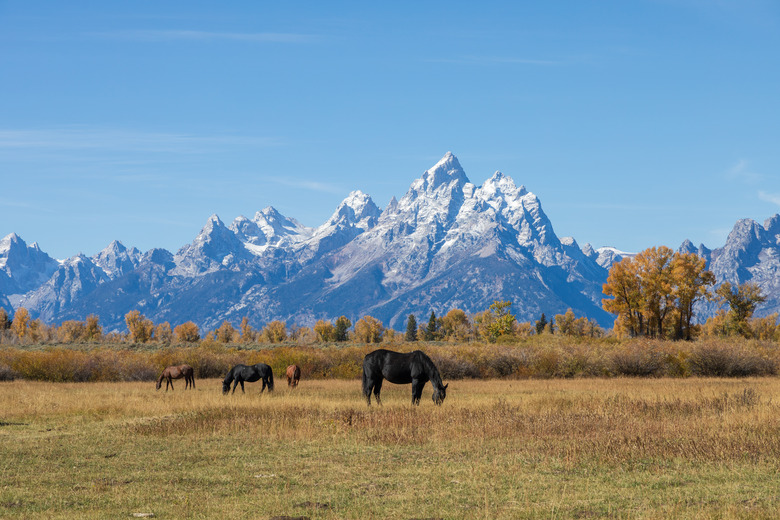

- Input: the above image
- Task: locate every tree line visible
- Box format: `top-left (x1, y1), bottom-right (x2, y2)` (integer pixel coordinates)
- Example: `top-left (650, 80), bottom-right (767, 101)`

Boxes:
top-left (0, 300), bottom-right (604, 347)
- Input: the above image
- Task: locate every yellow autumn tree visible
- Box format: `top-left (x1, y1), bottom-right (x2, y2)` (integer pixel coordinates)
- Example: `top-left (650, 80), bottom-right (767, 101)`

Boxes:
top-left (85, 314), bottom-right (103, 342)
top-left (11, 307), bottom-right (30, 339)
top-left (354, 315), bottom-right (384, 343)
top-left (124, 310), bottom-right (154, 343)
top-left (215, 321), bottom-right (237, 343)
top-left (261, 320), bottom-right (287, 343)
top-left (603, 246), bottom-right (715, 340)
top-left (314, 319), bottom-right (336, 342)
top-left (440, 309), bottom-right (472, 341)
top-left (174, 322), bottom-right (200, 343)
top-left (672, 253), bottom-right (716, 340)
top-left (155, 322), bottom-right (173, 344)
top-left (239, 317), bottom-right (257, 343)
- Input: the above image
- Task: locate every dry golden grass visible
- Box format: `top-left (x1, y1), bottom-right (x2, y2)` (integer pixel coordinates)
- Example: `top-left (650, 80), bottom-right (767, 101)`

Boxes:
top-left (2, 378), bottom-right (780, 518)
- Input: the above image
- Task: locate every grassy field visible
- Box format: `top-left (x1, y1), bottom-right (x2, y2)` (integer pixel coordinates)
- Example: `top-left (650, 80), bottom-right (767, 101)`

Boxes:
top-left (2, 377), bottom-right (780, 519)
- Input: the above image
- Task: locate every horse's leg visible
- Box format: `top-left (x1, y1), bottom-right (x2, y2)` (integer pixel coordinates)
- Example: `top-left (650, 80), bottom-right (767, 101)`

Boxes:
top-left (261, 379), bottom-right (266, 394)
top-left (239, 380), bottom-right (245, 393)
top-left (373, 378), bottom-right (383, 406)
top-left (411, 380), bottom-right (424, 406)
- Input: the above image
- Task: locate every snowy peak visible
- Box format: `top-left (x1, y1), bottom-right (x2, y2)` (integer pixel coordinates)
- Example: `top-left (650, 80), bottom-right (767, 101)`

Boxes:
top-left (764, 214), bottom-right (780, 243)
top-left (248, 206), bottom-right (311, 246)
top-left (93, 240), bottom-right (142, 279)
top-left (325, 190), bottom-right (380, 229)
top-left (0, 232), bottom-right (59, 295)
top-left (407, 152), bottom-right (470, 197)
top-left (174, 214), bottom-right (249, 274)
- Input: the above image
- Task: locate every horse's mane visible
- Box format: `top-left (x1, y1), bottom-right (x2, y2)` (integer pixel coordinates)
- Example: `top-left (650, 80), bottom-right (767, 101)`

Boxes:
top-left (417, 351), bottom-right (444, 388)
top-left (222, 367), bottom-right (235, 384)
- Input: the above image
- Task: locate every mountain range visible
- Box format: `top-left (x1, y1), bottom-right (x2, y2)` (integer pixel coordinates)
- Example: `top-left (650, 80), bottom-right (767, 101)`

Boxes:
top-left (2, 152), bottom-right (779, 332)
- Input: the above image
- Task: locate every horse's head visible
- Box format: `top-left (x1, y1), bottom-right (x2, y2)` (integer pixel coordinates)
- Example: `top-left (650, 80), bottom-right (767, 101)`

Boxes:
top-left (155, 380), bottom-right (162, 390)
top-left (222, 381), bottom-right (230, 394)
top-left (432, 383), bottom-right (448, 405)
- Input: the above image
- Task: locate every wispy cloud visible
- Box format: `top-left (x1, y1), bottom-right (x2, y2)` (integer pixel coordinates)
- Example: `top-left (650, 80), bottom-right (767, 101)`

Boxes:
top-left (90, 30), bottom-right (317, 44)
top-left (759, 191), bottom-right (780, 206)
top-left (0, 127), bottom-right (282, 154)
top-left (725, 159), bottom-right (763, 184)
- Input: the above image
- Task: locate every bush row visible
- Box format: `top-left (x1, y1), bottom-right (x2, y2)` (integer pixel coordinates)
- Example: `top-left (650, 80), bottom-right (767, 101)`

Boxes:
top-left (0, 338), bottom-right (777, 383)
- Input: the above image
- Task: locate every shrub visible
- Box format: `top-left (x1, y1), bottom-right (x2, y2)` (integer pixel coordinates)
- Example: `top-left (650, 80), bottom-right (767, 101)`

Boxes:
top-left (688, 341), bottom-right (776, 377)
top-left (0, 362), bottom-right (18, 381)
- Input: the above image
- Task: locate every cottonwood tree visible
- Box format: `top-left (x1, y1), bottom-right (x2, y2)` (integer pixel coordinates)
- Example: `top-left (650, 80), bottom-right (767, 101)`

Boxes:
top-left (314, 319), bottom-right (336, 342)
top-left (174, 322), bottom-right (200, 343)
top-left (672, 253), bottom-right (716, 340)
top-left (354, 315), bottom-right (384, 343)
top-left (58, 320), bottom-right (86, 343)
top-left (554, 309), bottom-right (603, 338)
top-left (125, 310), bottom-right (154, 343)
top-left (155, 322), bottom-right (173, 345)
top-left (215, 321), bottom-right (237, 343)
top-left (440, 309), bottom-right (471, 341)
top-left (85, 314), bottom-right (103, 342)
top-left (261, 320), bottom-right (287, 343)
top-left (12, 307), bottom-right (30, 339)
top-left (239, 317), bottom-right (256, 343)
top-left (0, 308), bottom-right (11, 331)
top-left (603, 246), bottom-right (716, 339)
top-left (714, 281), bottom-right (766, 338)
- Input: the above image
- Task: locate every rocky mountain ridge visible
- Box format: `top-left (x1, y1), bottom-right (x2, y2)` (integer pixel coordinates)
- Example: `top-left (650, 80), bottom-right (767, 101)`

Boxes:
top-left (2, 153), bottom-right (779, 332)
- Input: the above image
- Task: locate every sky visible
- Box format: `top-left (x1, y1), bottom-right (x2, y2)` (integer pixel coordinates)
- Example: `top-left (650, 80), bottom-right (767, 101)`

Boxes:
top-left (1, 0), bottom-right (779, 260)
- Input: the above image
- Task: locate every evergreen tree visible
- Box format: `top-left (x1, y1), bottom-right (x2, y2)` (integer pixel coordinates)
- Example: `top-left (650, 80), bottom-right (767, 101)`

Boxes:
top-left (334, 316), bottom-right (352, 342)
top-left (424, 311), bottom-right (438, 341)
top-left (535, 313), bottom-right (548, 335)
top-left (405, 314), bottom-right (418, 342)
top-left (0, 307), bottom-right (10, 330)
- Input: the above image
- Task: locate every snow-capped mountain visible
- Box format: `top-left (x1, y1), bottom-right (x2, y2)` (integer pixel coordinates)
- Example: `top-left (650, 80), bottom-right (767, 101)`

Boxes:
top-left (0, 233), bottom-right (59, 309)
top-left (4, 152), bottom-right (779, 332)
top-left (703, 215), bottom-right (780, 315)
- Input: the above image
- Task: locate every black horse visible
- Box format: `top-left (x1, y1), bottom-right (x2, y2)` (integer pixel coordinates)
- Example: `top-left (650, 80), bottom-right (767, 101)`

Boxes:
top-left (222, 363), bottom-right (274, 394)
top-left (362, 349), bottom-right (448, 406)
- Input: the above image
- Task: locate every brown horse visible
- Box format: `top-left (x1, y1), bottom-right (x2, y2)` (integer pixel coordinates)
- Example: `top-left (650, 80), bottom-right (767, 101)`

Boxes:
top-left (156, 364), bottom-right (195, 391)
top-left (286, 364), bottom-right (301, 388)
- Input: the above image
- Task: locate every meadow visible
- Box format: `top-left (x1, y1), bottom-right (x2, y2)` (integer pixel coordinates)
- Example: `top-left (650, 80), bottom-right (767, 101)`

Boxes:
top-left (3, 376), bottom-right (780, 519)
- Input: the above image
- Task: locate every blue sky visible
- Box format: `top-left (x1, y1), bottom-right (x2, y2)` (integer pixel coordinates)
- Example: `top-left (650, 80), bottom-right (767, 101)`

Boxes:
top-left (2, 1), bottom-right (779, 259)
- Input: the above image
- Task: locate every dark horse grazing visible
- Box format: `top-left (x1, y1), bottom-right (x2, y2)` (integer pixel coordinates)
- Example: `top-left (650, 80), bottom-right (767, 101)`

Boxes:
top-left (286, 364), bottom-right (301, 388)
top-left (222, 363), bottom-right (274, 394)
top-left (156, 364), bottom-right (195, 391)
top-left (362, 349), bottom-right (448, 406)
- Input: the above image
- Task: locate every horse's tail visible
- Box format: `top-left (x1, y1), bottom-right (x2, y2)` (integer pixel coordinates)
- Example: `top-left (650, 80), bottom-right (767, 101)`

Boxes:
top-left (362, 364), bottom-right (369, 397)
top-left (267, 368), bottom-right (274, 392)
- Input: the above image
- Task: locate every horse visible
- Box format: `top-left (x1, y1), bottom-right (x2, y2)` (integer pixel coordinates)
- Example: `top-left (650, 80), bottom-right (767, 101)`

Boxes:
top-left (222, 363), bottom-right (274, 394)
top-left (362, 349), bottom-right (448, 406)
top-left (156, 364), bottom-right (195, 391)
top-left (286, 364), bottom-right (301, 388)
